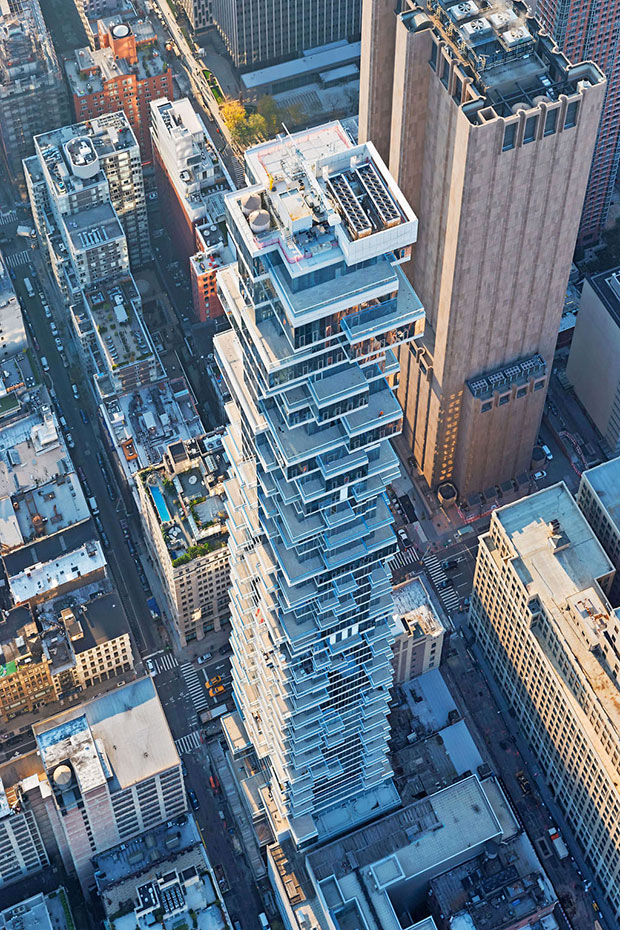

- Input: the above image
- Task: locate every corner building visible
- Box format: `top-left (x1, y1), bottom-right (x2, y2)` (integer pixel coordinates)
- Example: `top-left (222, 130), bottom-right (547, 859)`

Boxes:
top-left (470, 484), bottom-right (620, 921)
top-left (215, 123), bottom-right (424, 845)
top-left (360, 0), bottom-right (605, 496)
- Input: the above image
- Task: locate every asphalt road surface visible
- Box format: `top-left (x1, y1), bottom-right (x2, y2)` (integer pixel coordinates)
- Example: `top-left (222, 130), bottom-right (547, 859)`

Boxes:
top-left (150, 656), bottom-right (262, 930)
top-left (17, 260), bottom-right (160, 657)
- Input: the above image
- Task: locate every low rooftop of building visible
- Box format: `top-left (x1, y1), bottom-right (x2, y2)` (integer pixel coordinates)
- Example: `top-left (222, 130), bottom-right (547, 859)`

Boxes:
top-left (94, 816), bottom-right (232, 930)
top-left (0, 406), bottom-right (72, 499)
top-left (191, 223), bottom-right (235, 278)
top-left (581, 455), bottom-right (620, 530)
top-left (81, 276), bottom-right (154, 372)
top-left (392, 575), bottom-right (445, 639)
top-left (100, 378), bottom-right (204, 482)
top-left (228, 121), bottom-right (418, 288)
top-left (400, 0), bottom-right (604, 123)
top-left (66, 35), bottom-right (169, 96)
top-left (63, 202), bottom-right (124, 251)
top-left (241, 39), bottom-right (360, 93)
top-left (94, 814), bottom-right (202, 895)
top-left (33, 675), bottom-right (179, 795)
top-left (268, 777), bottom-right (507, 930)
top-left (2, 518), bottom-right (96, 577)
top-left (38, 583), bottom-right (130, 655)
top-left (139, 435), bottom-right (228, 565)
top-left (0, 888), bottom-right (75, 930)
top-left (430, 832), bottom-right (556, 930)
top-left (8, 538), bottom-right (106, 605)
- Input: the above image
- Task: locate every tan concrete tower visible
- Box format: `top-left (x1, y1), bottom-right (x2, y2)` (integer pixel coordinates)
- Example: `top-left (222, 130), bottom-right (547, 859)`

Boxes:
top-left (360, 0), bottom-right (605, 496)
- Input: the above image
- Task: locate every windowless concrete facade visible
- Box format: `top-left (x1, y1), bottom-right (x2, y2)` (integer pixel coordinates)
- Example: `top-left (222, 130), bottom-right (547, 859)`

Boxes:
top-left (360, 0), bottom-right (605, 496)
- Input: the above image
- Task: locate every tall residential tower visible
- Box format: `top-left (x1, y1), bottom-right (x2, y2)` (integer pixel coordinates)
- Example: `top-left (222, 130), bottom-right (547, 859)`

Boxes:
top-left (0, 0), bottom-right (70, 190)
top-left (360, 0), bottom-right (604, 496)
top-left (215, 123), bottom-right (423, 845)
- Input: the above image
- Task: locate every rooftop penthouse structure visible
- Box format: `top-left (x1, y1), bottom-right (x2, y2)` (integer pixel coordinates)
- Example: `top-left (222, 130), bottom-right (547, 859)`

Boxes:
top-left (214, 121), bottom-right (424, 845)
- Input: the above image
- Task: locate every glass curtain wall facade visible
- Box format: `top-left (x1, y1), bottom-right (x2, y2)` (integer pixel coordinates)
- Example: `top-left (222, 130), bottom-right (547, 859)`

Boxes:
top-left (215, 122), bottom-right (424, 845)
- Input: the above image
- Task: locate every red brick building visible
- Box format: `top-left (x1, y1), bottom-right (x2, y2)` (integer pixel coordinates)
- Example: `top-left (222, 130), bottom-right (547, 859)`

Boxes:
top-left (65, 17), bottom-right (173, 163)
top-left (190, 223), bottom-right (232, 322)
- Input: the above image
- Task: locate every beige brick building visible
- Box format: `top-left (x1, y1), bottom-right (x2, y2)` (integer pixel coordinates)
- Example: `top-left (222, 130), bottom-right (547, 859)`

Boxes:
top-left (391, 576), bottom-right (445, 681)
top-left (138, 436), bottom-right (229, 646)
top-left (0, 592), bottom-right (134, 724)
top-left (470, 483), bottom-right (620, 921)
top-left (360, 0), bottom-right (605, 496)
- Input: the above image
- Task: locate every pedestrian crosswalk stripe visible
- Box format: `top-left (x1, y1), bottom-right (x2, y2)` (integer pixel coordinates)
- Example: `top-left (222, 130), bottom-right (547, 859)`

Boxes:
top-left (390, 547), bottom-right (418, 571)
top-left (153, 653), bottom-right (179, 674)
top-left (175, 730), bottom-right (202, 754)
top-left (0, 211), bottom-right (17, 226)
top-left (181, 662), bottom-right (209, 711)
top-left (4, 250), bottom-right (31, 269)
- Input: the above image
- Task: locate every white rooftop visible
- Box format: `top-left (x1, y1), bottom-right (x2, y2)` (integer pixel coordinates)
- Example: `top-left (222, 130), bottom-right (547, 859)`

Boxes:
top-left (392, 576), bottom-right (445, 636)
top-left (34, 676), bottom-right (179, 792)
top-left (8, 538), bottom-right (105, 603)
top-left (0, 408), bottom-right (73, 500)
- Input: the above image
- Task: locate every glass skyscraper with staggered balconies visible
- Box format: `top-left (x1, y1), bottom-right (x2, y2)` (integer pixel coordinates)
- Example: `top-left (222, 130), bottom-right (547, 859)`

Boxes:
top-left (214, 122), bottom-right (424, 846)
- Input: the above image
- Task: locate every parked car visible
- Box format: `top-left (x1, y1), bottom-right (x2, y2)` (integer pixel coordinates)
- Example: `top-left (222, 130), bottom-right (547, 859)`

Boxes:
top-left (71, 383), bottom-right (79, 399)
top-left (44, 306), bottom-right (52, 319)
top-left (188, 789), bottom-right (200, 811)
top-left (197, 653), bottom-right (212, 665)
top-left (80, 408), bottom-right (89, 424)
top-left (533, 470), bottom-right (546, 481)
top-left (50, 321), bottom-right (58, 335)
top-left (65, 432), bottom-right (75, 449)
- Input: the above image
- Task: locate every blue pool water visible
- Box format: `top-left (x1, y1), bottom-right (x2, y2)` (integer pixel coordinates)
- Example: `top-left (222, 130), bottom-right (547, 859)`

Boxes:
top-left (150, 484), bottom-right (172, 523)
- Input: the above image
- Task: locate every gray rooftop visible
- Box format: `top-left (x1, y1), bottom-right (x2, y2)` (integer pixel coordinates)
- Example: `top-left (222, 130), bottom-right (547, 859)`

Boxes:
top-left (495, 482), bottom-right (613, 601)
top-left (33, 676), bottom-right (179, 792)
top-left (582, 457), bottom-right (620, 531)
top-left (64, 202), bottom-right (124, 249)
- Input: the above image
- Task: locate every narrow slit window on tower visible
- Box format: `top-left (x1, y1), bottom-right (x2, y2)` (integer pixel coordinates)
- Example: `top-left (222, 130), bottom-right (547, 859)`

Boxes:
top-left (503, 123), bottom-right (517, 151)
top-left (564, 101), bottom-right (579, 129)
top-left (544, 108), bottom-right (558, 136)
top-left (524, 116), bottom-right (538, 144)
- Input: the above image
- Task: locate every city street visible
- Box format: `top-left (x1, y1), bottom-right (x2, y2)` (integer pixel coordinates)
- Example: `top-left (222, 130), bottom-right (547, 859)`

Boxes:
top-left (14, 259), bottom-right (161, 657)
top-left (148, 653), bottom-right (263, 930)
